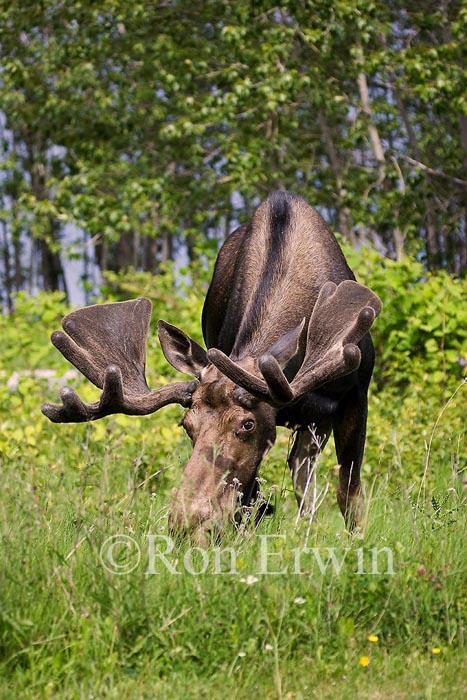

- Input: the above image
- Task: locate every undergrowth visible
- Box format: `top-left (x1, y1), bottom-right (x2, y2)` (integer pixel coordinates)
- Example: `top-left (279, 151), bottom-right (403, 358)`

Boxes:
top-left (0, 258), bottom-right (466, 698)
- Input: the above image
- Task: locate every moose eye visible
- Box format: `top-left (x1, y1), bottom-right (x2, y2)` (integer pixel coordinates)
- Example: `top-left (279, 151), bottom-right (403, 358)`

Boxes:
top-left (241, 419), bottom-right (256, 432)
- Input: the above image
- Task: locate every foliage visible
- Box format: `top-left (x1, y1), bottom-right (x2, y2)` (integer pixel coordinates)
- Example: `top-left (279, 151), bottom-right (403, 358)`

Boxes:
top-left (347, 247), bottom-right (467, 390)
top-left (1, 0), bottom-right (467, 304)
top-left (0, 292), bottom-right (69, 370)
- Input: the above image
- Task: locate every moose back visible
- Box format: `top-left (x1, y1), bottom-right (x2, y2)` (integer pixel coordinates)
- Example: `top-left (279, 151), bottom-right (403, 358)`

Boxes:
top-left (42, 191), bottom-right (382, 542)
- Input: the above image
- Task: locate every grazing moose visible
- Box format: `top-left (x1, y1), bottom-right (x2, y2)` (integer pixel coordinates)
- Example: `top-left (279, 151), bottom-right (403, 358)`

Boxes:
top-left (42, 192), bottom-right (381, 542)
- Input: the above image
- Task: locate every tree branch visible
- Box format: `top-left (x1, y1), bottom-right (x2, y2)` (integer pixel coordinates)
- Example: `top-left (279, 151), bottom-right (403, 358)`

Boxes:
top-left (391, 151), bottom-right (467, 188)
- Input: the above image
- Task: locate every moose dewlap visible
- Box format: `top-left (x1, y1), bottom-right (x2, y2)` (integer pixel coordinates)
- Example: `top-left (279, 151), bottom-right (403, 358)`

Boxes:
top-left (42, 191), bottom-right (382, 543)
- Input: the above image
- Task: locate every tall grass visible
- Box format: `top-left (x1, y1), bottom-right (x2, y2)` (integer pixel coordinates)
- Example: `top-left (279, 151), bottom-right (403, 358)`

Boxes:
top-left (1, 378), bottom-right (466, 699)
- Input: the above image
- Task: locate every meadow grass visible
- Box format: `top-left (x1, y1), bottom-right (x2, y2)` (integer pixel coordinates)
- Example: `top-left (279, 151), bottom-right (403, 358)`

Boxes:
top-left (1, 375), bottom-right (466, 699)
top-left (2, 256), bottom-right (467, 697)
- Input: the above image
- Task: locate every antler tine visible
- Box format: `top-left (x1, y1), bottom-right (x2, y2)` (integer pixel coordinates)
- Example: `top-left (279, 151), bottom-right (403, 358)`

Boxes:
top-left (206, 348), bottom-right (271, 400)
top-left (41, 298), bottom-right (197, 423)
top-left (257, 354), bottom-right (294, 405)
top-left (207, 348), bottom-right (294, 406)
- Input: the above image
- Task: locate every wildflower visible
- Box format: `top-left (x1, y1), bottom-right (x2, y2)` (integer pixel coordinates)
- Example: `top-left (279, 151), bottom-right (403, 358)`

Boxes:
top-left (432, 647), bottom-right (441, 655)
top-left (264, 643), bottom-right (273, 652)
top-left (294, 597), bottom-right (306, 605)
top-left (360, 655), bottom-right (370, 667)
top-left (368, 634), bottom-right (379, 643)
top-left (238, 651), bottom-right (246, 658)
top-left (240, 575), bottom-right (259, 585)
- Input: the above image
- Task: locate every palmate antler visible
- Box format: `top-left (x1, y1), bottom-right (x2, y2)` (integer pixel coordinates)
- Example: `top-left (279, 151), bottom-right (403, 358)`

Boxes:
top-left (207, 281), bottom-right (382, 406)
top-left (41, 299), bottom-right (196, 423)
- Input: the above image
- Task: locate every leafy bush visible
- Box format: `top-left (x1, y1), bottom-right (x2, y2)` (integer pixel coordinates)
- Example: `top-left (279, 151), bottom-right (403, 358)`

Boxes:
top-left (0, 291), bottom-right (69, 370)
top-left (346, 247), bottom-right (467, 392)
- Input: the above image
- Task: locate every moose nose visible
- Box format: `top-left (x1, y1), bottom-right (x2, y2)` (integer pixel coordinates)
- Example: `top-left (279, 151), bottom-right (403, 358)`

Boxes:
top-left (168, 496), bottom-right (218, 540)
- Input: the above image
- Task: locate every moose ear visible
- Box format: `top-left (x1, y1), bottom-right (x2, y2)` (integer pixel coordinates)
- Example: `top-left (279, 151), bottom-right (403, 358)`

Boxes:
top-left (157, 320), bottom-right (209, 379)
top-left (268, 318), bottom-right (306, 369)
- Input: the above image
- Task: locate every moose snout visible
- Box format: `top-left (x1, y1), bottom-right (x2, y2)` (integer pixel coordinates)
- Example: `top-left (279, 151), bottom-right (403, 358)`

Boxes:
top-left (168, 475), bottom-right (241, 543)
top-left (168, 494), bottom-right (225, 545)
top-left (169, 492), bottom-right (216, 531)
top-left (167, 444), bottom-right (243, 541)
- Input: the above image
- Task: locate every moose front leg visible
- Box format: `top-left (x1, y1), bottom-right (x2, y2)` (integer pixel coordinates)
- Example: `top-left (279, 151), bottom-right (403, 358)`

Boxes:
top-left (288, 421), bottom-right (332, 518)
top-left (332, 388), bottom-right (369, 530)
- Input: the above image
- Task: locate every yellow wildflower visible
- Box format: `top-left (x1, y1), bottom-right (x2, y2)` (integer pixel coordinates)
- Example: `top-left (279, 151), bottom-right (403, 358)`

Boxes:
top-left (360, 655), bottom-right (370, 667)
top-left (432, 647), bottom-right (441, 655)
top-left (368, 634), bottom-right (379, 643)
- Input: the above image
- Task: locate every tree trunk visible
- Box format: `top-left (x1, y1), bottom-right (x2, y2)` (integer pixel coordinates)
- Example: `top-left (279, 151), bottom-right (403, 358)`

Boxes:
top-left (394, 90), bottom-right (442, 268)
top-left (39, 236), bottom-right (64, 292)
top-left (13, 233), bottom-right (23, 293)
top-left (39, 219), bottom-right (68, 294)
top-left (1, 220), bottom-right (13, 313)
top-left (317, 111), bottom-right (356, 245)
top-left (186, 232), bottom-right (197, 263)
top-left (160, 229), bottom-right (173, 264)
top-left (116, 231), bottom-right (133, 270)
top-left (355, 50), bottom-right (386, 173)
top-left (26, 138), bottom-right (67, 294)
top-left (142, 236), bottom-right (158, 273)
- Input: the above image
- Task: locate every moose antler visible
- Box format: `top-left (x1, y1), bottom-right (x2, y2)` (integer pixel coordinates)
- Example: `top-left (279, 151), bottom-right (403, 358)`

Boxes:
top-left (288, 280), bottom-right (381, 397)
top-left (41, 298), bottom-right (196, 423)
top-left (207, 281), bottom-right (382, 406)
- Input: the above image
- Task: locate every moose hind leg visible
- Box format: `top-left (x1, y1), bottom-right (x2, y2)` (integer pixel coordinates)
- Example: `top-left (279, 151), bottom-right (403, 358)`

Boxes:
top-left (288, 422), bottom-right (331, 518)
top-left (333, 389), bottom-right (368, 530)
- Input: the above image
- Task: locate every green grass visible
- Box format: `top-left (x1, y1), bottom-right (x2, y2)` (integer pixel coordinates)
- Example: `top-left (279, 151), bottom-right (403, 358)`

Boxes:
top-left (1, 373), bottom-right (466, 699)
top-left (2, 255), bottom-right (467, 698)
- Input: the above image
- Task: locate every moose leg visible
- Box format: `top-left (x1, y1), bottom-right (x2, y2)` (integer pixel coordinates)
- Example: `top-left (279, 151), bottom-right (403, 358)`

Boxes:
top-left (332, 389), bottom-right (369, 530)
top-left (288, 422), bottom-right (332, 517)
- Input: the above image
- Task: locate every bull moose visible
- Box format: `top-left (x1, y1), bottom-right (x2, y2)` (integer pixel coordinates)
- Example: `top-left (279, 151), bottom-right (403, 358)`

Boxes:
top-left (42, 191), bottom-right (381, 542)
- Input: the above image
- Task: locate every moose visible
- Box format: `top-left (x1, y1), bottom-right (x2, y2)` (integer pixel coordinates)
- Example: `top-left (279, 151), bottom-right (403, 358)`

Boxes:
top-left (42, 192), bottom-right (381, 542)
